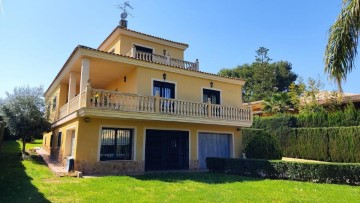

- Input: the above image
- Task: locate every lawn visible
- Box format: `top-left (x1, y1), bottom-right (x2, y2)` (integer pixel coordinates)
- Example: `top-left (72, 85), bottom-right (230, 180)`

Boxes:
top-left (0, 140), bottom-right (359, 202)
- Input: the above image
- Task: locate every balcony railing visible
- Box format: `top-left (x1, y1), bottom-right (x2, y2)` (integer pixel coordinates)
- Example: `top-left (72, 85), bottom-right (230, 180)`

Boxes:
top-left (131, 50), bottom-right (199, 71)
top-left (56, 86), bottom-right (252, 124)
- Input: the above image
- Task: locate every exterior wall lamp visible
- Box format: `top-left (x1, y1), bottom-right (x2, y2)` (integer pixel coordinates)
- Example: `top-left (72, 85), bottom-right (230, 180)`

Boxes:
top-left (84, 117), bottom-right (91, 123)
top-left (210, 81), bottom-right (213, 88)
top-left (163, 73), bottom-right (167, 81)
top-left (124, 76), bottom-right (127, 83)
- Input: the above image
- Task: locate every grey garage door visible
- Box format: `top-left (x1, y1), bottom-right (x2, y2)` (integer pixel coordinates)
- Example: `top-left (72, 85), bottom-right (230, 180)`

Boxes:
top-left (198, 133), bottom-right (231, 169)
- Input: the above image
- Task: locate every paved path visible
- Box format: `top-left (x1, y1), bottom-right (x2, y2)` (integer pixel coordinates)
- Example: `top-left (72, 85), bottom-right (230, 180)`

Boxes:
top-left (36, 147), bottom-right (68, 176)
top-left (282, 157), bottom-right (329, 163)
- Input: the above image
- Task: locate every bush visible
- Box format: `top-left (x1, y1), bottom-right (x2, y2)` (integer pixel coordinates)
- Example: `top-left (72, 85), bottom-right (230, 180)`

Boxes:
top-left (245, 131), bottom-right (282, 160)
top-left (252, 103), bottom-right (360, 128)
top-left (206, 157), bottom-right (360, 185)
top-left (242, 128), bottom-right (262, 148)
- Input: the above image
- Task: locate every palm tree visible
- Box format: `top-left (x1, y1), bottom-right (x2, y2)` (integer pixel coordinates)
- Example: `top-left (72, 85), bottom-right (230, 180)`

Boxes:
top-left (324, 0), bottom-right (360, 92)
top-left (263, 92), bottom-right (292, 114)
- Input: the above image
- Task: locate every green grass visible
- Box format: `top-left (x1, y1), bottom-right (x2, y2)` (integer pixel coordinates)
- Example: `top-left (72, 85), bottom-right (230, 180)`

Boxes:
top-left (1, 140), bottom-right (359, 202)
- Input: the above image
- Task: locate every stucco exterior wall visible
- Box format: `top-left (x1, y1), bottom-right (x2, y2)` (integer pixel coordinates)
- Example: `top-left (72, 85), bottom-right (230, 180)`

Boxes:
top-left (69, 117), bottom-right (242, 174)
top-left (104, 68), bottom-right (138, 94)
top-left (119, 35), bottom-right (184, 60)
top-left (136, 68), bottom-right (243, 107)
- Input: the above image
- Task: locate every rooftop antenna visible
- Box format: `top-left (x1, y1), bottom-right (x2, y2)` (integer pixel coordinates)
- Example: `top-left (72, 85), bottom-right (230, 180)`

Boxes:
top-left (115, 1), bottom-right (133, 29)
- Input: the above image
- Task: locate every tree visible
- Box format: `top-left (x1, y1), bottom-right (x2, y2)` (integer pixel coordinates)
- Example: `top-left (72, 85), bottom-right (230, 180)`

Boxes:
top-left (263, 92), bottom-right (292, 114)
top-left (1, 86), bottom-right (50, 153)
top-left (324, 0), bottom-right (360, 92)
top-left (219, 47), bottom-right (297, 102)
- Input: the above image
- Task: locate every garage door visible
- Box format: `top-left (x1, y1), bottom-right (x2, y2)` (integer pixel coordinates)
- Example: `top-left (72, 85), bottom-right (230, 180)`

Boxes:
top-left (198, 133), bottom-right (231, 169)
top-left (145, 129), bottom-right (189, 171)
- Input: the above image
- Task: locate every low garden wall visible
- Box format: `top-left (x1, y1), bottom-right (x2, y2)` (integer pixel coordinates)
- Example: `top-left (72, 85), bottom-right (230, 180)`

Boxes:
top-left (206, 157), bottom-right (360, 186)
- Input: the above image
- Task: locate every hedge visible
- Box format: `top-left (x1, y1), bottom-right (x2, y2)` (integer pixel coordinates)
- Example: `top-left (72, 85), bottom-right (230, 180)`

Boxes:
top-left (206, 157), bottom-right (360, 186)
top-left (243, 126), bottom-right (360, 163)
top-left (252, 104), bottom-right (360, 128)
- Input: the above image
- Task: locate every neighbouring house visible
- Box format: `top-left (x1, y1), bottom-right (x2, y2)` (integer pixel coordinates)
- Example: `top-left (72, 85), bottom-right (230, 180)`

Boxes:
top-left (244, 91), bottom-right (360, 117)
top-left (42, 19), bottom-right (252, 174)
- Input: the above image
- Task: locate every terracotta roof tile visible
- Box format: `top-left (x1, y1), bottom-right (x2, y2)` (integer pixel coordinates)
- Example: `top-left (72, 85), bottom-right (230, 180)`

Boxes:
top-left (98, 26), bottom-right (189, 49)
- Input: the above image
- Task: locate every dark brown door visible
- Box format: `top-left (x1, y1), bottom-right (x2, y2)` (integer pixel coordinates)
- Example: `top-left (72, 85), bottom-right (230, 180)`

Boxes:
top-left (145, 129), bottom-right (189, 171)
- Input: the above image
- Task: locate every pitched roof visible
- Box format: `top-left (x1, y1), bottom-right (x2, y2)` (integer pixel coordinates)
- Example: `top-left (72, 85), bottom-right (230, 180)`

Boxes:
top-left (98, 26), bottom-right (189, 49)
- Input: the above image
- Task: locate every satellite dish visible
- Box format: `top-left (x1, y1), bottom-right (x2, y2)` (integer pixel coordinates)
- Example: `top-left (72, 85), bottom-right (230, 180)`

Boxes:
top-left (121, 12), bottom-right (128, 20)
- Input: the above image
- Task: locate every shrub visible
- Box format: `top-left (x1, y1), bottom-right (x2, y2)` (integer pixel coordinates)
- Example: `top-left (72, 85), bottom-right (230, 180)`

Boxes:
top-left (206, 157), bottom-right (360, 185)
top-left (242, 128), bottom-right (262, 148)
top-left (245, 131), bottom-right (282, 160)
top-left (243, 126), bottom-right (360, 163)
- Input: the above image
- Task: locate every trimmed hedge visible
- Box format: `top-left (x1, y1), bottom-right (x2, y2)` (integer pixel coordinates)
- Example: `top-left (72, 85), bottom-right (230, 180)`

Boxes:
top-left (243, 126), bottom-right (360, 163)
top-left (244, 131), bottom-right (282, 160)
top-left (206, 157), bottom-right (360, 185)
top-left (252, 104), bottom-right (360, 128)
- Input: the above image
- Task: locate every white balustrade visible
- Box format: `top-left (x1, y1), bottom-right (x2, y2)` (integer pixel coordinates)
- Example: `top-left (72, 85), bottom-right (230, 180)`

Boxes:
top-left (55, 88), bottom-right (251, 123)
top-left (134, 51), bottom-right (198, 70)
top-left (58, 104), bottom-right (68, 120)
top-left (170, 58), bottom-right (198, 70)
top-left (90, 89), bottom-right (155, 113)
top-left (80, 90), bottom-right (87, 108)
top-left (68, 95), bottom-right (80, 113)
top-left (210, 104), bottom-right (251, 121)
top-left (159, 98), bottom-right (208, 118)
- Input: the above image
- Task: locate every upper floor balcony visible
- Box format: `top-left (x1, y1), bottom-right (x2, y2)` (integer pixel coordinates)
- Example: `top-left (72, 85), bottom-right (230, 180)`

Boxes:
top-left (127, 45), bottom-right (199, 71)
top-left (54, 82), bottom-right (252, 127)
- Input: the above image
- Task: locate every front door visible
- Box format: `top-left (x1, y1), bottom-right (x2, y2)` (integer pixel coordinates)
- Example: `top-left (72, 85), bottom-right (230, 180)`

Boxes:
top-left (145, 129), bottom-right (189, 171)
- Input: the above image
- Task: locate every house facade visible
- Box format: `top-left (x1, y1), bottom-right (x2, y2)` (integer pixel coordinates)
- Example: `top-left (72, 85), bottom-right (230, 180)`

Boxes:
top-left (42, 23), bottom-right (252, 174)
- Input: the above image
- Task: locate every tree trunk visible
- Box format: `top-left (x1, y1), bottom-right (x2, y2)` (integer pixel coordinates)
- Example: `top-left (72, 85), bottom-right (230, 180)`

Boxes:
top-left (22, 137), bottom-right (26, 153)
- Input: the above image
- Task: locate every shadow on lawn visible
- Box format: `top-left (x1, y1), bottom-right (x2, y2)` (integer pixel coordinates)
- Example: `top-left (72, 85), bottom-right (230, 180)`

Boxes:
top-left (0, 141), bottom-right (50, 202)
top-left (132, 171), bottom-right (262, 184)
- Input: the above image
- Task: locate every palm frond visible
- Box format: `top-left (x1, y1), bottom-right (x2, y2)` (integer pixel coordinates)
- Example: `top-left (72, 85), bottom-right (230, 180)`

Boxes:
top-left (324, 0), bottom-right (360, 92)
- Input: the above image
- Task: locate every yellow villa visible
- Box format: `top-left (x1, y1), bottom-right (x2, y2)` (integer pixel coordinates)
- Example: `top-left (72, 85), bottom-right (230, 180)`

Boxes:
top-left (42, 17), bottom-right (253, 174)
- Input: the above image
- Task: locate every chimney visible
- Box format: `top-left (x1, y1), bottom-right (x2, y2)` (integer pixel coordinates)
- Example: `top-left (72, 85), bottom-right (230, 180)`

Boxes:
top-left (120, 19), bottom-right (128, 29)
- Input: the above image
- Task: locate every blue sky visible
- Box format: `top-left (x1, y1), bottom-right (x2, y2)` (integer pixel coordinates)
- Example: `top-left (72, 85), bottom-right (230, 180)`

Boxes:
top-left (0, 0), bottom-right (359, 98)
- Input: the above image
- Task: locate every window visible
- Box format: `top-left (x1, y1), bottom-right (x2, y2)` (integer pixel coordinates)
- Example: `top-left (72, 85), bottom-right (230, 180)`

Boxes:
top-left (57, 132), bottom-right (62, 147)
top-left (100, 128), bottom-right (133, 161)
top-left (203, 89), bottom-right (221, 104)
top-left (50, 134), bottom-right (53, 148)
top-left (153, 81), bottom-right (175, 99)
top-left (135, 45), bottom-right (153, 54)
top-left (52, 96), bottom-right (57, 111)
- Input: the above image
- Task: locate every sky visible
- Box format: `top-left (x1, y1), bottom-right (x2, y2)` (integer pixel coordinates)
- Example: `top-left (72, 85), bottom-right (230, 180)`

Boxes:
top-left (0, 0), bottom-right (359, 98)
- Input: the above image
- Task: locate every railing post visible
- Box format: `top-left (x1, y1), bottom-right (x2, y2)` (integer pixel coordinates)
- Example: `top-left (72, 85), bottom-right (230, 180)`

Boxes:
top-left (131, 44), bottom-right (136, 58)
top-left (165, 52), bottom-right (171, 65)
top-left (195, 59), bottom-right (199, 71)
top-left (84, 79), bottom-right (92, 107)
top-left (250, 108), bottom-right (253, 122)
top-left (207, 98), bottom-right (212, 118)
top-left (66, 101), bottom-right (70, 114)
top-left (155, 91), bottom-right (160, 113)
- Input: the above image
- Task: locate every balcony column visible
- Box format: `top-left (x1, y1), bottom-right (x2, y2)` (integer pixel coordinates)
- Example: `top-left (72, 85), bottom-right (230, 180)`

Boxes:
top-left (155, 91), bottom-right (160, 113)
top-left (207, 98), bottom-right (212, 118)
top-left (165, 51), bottom-right (171, 65)
top-left (79, 58), bottom-right (90, 92)
top-left (68, 72), bottom-right (77, 101)
top-left (131, 45), bottom-right (136, 58)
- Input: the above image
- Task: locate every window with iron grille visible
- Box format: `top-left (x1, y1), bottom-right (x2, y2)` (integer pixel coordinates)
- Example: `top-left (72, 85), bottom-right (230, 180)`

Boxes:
top-left (100, 128), bottom-right (133, 161)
